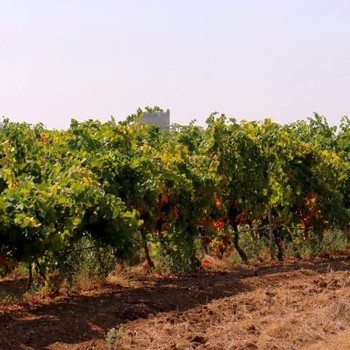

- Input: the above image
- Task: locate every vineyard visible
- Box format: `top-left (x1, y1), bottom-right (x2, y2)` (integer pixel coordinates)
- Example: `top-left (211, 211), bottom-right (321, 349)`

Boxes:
top-left (2, 110), bottom-right (350, 349)
top-left (1, 110), bottom-right (350, 283)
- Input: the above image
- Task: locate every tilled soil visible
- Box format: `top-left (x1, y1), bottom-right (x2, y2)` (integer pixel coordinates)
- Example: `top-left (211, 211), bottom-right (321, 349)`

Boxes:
top-left (2, 255), bottom-right (350, 349)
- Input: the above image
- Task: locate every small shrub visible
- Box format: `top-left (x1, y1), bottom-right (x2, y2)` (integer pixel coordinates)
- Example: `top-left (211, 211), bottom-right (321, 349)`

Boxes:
top-left (106, 326), bottom-right (124, 350)
top-left (58, 235), bottom-right (117, 291)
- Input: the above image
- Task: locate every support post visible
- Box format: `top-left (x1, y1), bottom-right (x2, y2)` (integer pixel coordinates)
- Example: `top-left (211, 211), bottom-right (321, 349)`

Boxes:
top-left (268, 205), bottom-right (275, 260)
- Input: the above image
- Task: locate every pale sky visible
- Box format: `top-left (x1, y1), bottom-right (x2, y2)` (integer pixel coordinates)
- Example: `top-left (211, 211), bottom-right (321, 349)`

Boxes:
top-left (1, 0), bottom-right (350, 129)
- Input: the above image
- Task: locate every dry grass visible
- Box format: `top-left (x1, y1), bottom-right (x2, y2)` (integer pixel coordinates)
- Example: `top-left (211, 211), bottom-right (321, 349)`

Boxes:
top-left (201, 254), bottom-right (238, 271)
top-left (116, 269), bottom-right (350, 349)
top-left (106, 263), bottom-right (142, 288)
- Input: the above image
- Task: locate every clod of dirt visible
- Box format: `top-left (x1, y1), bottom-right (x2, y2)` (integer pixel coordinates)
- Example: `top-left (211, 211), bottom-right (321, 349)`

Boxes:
top-left (120, 303), bottom-right (155, 320)
top-left (243, 323), bottom-right (257, 333)
top-left (189, 334), bottom-right (207, 344)
top-left (241, 341), bottom-right (258, 349)
top-left (328, 278), bottom-right (341, 290)
top-left (314, 277), bottom-right (328, 289)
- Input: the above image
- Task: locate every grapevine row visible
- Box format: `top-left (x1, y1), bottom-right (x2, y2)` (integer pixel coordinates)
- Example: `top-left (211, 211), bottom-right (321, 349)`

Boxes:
top-left (0, 110), bottom-right (349, 283)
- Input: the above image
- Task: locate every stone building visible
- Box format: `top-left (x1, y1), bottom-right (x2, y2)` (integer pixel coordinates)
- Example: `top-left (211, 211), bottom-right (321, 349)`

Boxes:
top-left (142, 109), bottom-right (170, 130)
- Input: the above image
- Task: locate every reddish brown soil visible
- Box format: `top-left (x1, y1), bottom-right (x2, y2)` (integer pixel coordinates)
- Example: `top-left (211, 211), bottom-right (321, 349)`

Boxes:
top-left (2, 255), bottom-right (350, 349)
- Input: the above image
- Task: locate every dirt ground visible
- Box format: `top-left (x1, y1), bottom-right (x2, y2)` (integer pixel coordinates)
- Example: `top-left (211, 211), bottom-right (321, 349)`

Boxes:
top-left (2, 254), bottom-right (350, 350)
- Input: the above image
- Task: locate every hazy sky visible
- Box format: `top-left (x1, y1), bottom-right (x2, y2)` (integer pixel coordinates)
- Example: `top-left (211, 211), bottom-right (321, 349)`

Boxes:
top-left (1, 0), bottom-right (350, 129)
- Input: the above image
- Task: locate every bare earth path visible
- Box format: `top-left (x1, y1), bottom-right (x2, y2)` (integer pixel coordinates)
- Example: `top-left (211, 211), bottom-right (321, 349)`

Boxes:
top-left (2, 255), bottom-right (350, 349)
